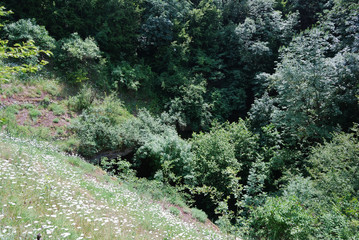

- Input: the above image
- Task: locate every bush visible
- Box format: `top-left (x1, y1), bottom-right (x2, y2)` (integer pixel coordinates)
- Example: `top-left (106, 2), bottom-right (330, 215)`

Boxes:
top-left (67, 86), bottom-right (95, 112)
top-left (248, 196), bottom-right (314, 240)
top-left (308, 129), bottom-right (359, 199)
top-left (71, 110), bottom-right (122, 157)
top-left (28, 108), bottom-right (41, 120)
top-left (191, 208), bottom-right (207, 223)
top-left (70, 96), bottom-right (130, 157)
top-left (169, 206), bottom-right (180, 216)
top-left (101, 157), bottom-right (135, 179)
top-left (55, 33), bottom-right (104, 84)
top-left (49, 103), bottom-right (65, 116)
top-left (120, 109), bottom-right (195, 184)
top-left (111, 61), bottom-right (153, 91)
top-left (4, 19), bottom-right (55, 50)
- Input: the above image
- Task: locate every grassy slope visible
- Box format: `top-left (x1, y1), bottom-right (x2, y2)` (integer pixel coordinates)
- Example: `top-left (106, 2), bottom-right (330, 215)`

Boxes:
top-left (0, 134), bottom-right (225, 240)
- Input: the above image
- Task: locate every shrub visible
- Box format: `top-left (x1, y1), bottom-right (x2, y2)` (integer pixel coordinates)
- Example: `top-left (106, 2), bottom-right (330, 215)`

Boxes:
top-left (308, 129), bottom-right (359, 199)
top-left (67, 86), bottom-right (95, 112)
top-left (22, 103), bottom-right (35, 109)
top-left (49, 103), bottom-right (65, 116)
top-left (120, 109), bottom-right (195, 184)
top-left (4, 19), bottom-right (55, 50)
top-left (40, 96), bottom-right (51, 108)
top-left (70, 110), bottom-right (122, 157)
top-left (70, 96), bottom-right (130, 157)
top-left (248, 196), bottom-right (314, 240)
top-left (53, 118), bottom-right (59, 123)
top-left (101, 157), bottom-right (135, 179)
top-left (191, 208), bottom-right (207, 223)
top-left (28, 108), bottom-right (41, 120)
top-left (55, 33), bottom-right (103, 84)
top-left (136, 133), bottom-right (195, 185)
top-left (169, 206), bottom-right (180, 216)
top-left (111, 61), bottom-right (153, 91)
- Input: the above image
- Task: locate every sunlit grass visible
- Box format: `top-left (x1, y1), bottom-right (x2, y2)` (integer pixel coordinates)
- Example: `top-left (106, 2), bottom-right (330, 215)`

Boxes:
top-left (0, 133), bottom-right (225, 239)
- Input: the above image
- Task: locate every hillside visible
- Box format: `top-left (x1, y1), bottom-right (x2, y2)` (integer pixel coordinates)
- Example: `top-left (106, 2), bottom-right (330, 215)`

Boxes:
top-left (0, 133), bottom-right (225, 240)
top-left (1, 0), bottom-right (359, 239)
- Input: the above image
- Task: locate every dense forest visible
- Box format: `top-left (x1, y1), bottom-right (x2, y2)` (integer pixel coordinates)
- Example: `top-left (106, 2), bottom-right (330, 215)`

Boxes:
top-left (0, 0), bottom-right (359, 239)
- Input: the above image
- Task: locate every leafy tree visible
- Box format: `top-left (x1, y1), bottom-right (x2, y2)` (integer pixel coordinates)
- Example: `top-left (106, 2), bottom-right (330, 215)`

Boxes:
top-left (0, 6), bottom-right (51, 83)
top-left (285, 0), bottom-right (330, 30)
top-left (248, 195), bottom-right (315, 239)
top-left (111, 61), bottom-right (153, 91)
top-left (251, 27), bottom-right (359, 145)
top-left (308, 128), bottom-right (359, 198)
top-left (55, 33), bottom-right (103, 84)
top-left (4, 19), bottom-right (55, 50)
top-left (119, 109), bottom-right (195, 183)
top-left (166, 77), bottom-right (212, 131)
top-left (3, 0), bottom-right (142, 61)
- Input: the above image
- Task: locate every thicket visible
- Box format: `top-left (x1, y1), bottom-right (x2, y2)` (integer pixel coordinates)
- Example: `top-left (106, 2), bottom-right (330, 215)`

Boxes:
top-left (1, 0), bottom-right (359, 239)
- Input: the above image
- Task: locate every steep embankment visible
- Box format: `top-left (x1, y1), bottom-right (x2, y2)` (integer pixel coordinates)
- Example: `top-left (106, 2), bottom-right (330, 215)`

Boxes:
top-left (0, 134), bottom-right (224, 239)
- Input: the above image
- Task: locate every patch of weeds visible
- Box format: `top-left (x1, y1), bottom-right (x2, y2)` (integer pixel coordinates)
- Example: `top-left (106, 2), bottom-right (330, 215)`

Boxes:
top-left (55, 127), bottom-right (65, 137)
top-left (3, 105), bottom-right (20, 116)
top-left (169, 206), bottom-right (181, 216)
top-left (26, 88), bottom-right (41, 98)
top-left (49, 103), bottom-right (65, 116)
top-left (28, 108), bottom-right (41, 121)
top-left (53, 118), bottom-right (60, 123)
top-left (36, 89), bottom-right (42, 97)
top-left (22, 103), bottom-right (35, 110)
top-left (183, 207), bottom-right (191, 214)
top-left (168, 197), bottom-right (187, 208)
top-left (191, 208), bottom-right (207, 223)
top-left (4, 86), bottom-right (21, 97)
top-left (60, 137), bottom-right (80, 153)
top-left (42, 80), bottom-right (60, 96)
top-left (67, 85), bottom-right (95, 112)
top-left (101, 157), bottom-right (135, 179)
top-left (40, 96), bottom-right (51, 109)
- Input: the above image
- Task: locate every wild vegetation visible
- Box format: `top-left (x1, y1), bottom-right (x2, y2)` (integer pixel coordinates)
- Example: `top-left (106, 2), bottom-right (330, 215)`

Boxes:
top-left (0, 0), bottom-right (358, 239)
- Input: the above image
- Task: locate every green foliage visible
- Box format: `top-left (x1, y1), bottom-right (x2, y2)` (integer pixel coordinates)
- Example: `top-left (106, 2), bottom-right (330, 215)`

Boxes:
top-left (190, 119), bottom-right (259, 208)
top-left (191, 123), bottom-right (240, 196)
top-left (70, 95), bottom-right (130, 157)
top-left (308, 129), bottom-right (359, 198)
top-left (248, 196), bottom-right (314, 239)
top-left (67, 85), bottom-right (95, 112)
top-left (251, 27), bottom-right (359, 146)
top-left (55, 33), bottom-right (103, 84)
top-left (0, 39), bottom-right (51, 82)
top-left (0, 5), bottom-right (52, 83)
top-left (101, 157), bottom-right (135, 179)
top-left (28, 108), bottom-right (41, 121)
top-left (167, 78), bottom-right (212, 131)
top-left (48, 103), bottom-right (65, 116)
top-left (3, 0), bottom-right (142, 60)
top-left (169, 206), bottom-right (180, 216)
top-left (120, 109), bottom-right (195, 184)
top-left (284, 0), bottom-right (329, 30)
top-left (71, 110), bottom-right (122, 157)
top-left (191, 208), bottom-right (207, 223)
top-left (111, 62), bottom-right (153, 91)
top-left (4, 19), bottom-right (55, 50)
